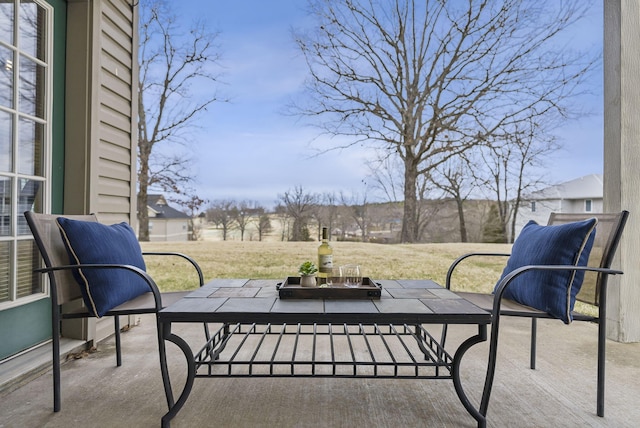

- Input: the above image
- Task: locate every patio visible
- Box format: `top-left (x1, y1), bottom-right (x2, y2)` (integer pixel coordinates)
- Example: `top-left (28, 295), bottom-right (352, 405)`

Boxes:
top-left (1, 313), bottom-right (639, 428)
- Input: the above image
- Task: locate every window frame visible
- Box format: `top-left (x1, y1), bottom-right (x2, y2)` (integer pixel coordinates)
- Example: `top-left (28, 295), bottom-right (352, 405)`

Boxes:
top-left (0, 0), bottom-right (53, 311)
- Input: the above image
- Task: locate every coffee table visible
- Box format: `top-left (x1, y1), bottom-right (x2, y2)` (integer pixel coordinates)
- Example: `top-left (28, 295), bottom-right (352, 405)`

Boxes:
top-left (157, 279), bottom-right (492, 427)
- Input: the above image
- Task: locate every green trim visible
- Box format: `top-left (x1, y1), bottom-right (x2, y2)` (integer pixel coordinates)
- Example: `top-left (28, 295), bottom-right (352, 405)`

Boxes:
top-left (0, 299), bottom-right (52, 360)
top-left (50, 0), bottom-right (66, 214)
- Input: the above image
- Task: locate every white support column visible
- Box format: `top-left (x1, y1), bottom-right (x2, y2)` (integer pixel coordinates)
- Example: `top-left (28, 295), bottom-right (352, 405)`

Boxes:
top-left (603, 0), bottom-right (640, 342)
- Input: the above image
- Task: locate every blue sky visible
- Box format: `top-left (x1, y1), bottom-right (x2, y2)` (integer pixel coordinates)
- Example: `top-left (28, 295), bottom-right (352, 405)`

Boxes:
top-left (173, 1), bottom-right (604, 208)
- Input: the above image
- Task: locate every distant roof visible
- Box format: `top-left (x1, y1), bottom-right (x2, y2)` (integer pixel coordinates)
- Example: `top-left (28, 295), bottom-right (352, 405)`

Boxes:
top-left (527, 174), bottom-right (603, 200)
top-left (147, 194), bottom-right (190, 219)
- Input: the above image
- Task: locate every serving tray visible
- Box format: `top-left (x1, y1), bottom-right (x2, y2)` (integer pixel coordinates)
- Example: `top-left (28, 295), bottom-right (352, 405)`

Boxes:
top-left (277, 276), bottom-right (382, 299)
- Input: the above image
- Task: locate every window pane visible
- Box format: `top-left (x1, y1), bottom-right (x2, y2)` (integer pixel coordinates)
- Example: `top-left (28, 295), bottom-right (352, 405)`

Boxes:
top-left (18, 116), bottom-right (43, 175)
top-left (0, 1), bottom-right (50, 308)
top-left (18, 55), bottom-right (45, 118)
top-left (0, 241), bottom-right (9, 302)
top-left (0, 1), bottom-right (14, 45)
top-left (0, 109), bottom-right (12, 172)
top-left (0, 176), bottom-right (11, 236)
top-left (0, 45), bottom-right (14, 108)
top-left (17, 178), bottom-right (40, 234)
top-left (19, 0), bottom-right (45, 61)
top-left (16, 239), bottom-right (41, 298)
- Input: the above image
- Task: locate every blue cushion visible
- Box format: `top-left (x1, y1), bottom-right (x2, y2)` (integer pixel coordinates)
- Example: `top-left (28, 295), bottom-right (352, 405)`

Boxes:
top-left (494, 218), bottom-right (597, 324)
top-left (56, 218), bottom-right (149, 317)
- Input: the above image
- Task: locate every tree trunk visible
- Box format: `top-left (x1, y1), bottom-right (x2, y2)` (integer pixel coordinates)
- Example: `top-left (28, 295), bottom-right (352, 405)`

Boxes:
top-left (456, 198), bottom-right (468, 243)
top-left (401, 157), bottom-right (419, 243)
top-left (292, 217), bottom-right (306, 241)
top-left (137, 142), bottom-right (150, 241)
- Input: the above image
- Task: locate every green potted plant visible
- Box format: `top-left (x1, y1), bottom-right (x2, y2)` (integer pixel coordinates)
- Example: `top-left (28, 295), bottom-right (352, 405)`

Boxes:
top-left (298, 261), bottom-right (318, 287)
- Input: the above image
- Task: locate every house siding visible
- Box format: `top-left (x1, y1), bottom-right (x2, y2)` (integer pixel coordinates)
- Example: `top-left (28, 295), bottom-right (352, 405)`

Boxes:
top-left (514, 175), bottom-right (604, 239)
top-left (149, 219), bottom-right (190, 242)
top-left (63, 0), bottom-right (137, 223)
top-left (96, 0), bottom-right (138, 225)
top-left (60, 0), bottom-right (138, 344)
top-left (92, 0), bottom-right (139, 341)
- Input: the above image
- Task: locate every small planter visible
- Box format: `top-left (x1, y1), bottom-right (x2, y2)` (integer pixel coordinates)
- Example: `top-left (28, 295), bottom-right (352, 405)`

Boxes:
top-left (298, 261), bottom-right (318, 287)
top-left (300, 274), bottom-right (317, 287)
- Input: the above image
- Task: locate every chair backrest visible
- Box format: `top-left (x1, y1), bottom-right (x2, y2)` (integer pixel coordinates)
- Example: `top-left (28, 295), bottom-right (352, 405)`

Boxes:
top-left (24, 212), bottom-right (98, 305)
top-left (546, 211), bottom-right (629, 307)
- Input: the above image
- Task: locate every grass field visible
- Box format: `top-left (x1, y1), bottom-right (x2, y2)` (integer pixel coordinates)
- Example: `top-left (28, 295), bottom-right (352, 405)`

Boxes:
top-left (140, 240), bottom-right (512, 294)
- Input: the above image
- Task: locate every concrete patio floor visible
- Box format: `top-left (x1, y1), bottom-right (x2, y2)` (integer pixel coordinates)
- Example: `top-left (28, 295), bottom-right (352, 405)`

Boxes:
top-left (1, 313), bottom-right (639, 428)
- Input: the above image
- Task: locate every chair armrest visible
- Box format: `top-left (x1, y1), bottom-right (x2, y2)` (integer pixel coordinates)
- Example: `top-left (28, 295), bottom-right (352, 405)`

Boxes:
top-left (445, 252), bottom-right (510, 290)
top-left (492, 265), bottom-right (623, 315)
top-left (142, 252), bottom-right (205, 287)
top-left (34, 263), bottom-right (163, 311)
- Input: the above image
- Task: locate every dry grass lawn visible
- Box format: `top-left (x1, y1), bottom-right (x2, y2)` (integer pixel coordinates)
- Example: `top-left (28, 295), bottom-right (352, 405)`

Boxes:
top-left (140, 240), bottom-right (512, 294)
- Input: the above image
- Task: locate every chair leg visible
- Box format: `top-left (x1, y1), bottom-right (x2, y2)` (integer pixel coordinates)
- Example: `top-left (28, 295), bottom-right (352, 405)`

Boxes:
top-left (52, 310), bottom-right (61, 412)
top-left (530, 318), bottom-right (537, 370)
top-left (114, 315), bottom-right (122, 367)
top-left (156, 318), bottom-right (175, 409)
top-left (597, 318), bottom-right (606, 416)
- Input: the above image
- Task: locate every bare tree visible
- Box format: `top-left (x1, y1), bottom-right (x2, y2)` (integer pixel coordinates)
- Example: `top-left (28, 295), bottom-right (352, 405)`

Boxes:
top-left (169, 192), bottom-right (207, 240)
top-left (366, 152), bottom-right (404, 204)
top-left (368, 153), bottom-right (441, 242)
top-left (206, 199), bottom-right (236, 241)
top-left (320, 192), bottom-right (339, 239)
top-left (476, 117), bottom-right (559, 242)
top-left (278, 186), bottom-right (318, 241)
top-left (309, 203), bottom-right (323, 241)
top-left (340, 191), bottom-right (370, 242)
top-left (429, 156), bottom-right (478, 242)
top-left (254, 208), bottom-right (272, 241)
top-left (273, 204), bottom-right (291, 241)
top-left (293, 0), bottom-right (597, 242)
top-left (335, 204), bottom-right (353, 241)
top-left (137, 0), bottom-right (224, 240)
top-left (232, 200), bottom-right (253, 241)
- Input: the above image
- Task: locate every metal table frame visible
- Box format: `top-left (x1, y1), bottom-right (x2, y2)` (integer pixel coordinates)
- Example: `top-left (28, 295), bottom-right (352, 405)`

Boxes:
top-left (157, 279), bottom-right (492, 427)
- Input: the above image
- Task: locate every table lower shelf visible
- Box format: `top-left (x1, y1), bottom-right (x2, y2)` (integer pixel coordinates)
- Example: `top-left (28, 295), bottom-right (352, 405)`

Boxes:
top-left (194, 323), bottom-right (454, 379)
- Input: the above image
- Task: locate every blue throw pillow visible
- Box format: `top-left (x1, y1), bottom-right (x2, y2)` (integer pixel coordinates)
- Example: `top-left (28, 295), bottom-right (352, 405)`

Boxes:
top-left (56, 217), bottom-right (149, 317)
top-left (494, 218), bottom-right (597, 324)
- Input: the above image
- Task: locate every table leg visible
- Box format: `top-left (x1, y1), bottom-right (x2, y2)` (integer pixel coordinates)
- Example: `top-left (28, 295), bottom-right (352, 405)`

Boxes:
top-left (159, 322), bottom-right (196, 428)
top-left (452, 324), bottom-right (488, 428)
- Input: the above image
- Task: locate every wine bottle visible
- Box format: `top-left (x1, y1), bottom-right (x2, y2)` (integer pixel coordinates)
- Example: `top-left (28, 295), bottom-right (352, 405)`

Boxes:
top-left (318, 227), bottom-right (333, 282)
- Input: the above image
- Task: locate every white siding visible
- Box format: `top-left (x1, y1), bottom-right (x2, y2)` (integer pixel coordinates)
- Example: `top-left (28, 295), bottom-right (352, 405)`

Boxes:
top-left (97, 0), bottom-right (137, 224)
top-left (63, 0), bottom-right (138, 343)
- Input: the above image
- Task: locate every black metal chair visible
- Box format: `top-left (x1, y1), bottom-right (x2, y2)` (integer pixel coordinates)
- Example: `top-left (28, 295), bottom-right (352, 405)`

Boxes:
top-left (444, 210), bottom-right (629, 418)
top-left (24, 211), bottom-right (206, 412)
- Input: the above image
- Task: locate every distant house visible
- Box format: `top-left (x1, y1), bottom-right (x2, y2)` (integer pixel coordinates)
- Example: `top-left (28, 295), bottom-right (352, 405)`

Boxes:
top-left (514, 174), bottom-right (603, 237)
top-left (146, 195), bottom-right (191, 241)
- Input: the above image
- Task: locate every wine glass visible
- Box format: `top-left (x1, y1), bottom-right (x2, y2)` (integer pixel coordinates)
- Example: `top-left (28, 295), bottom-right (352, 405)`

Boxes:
top-left (342, 264), bottom-right (362, 288)
top-left (326, 266), bottom-right (343, 286)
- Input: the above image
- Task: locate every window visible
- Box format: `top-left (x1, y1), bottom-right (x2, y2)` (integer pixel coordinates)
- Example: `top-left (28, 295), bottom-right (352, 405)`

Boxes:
top-left (585, 199), bottom-right (592, 212)
top-left (0, 0), bottom-right (52, 308)
top-left (531, 201), bottom-right (536, 212)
